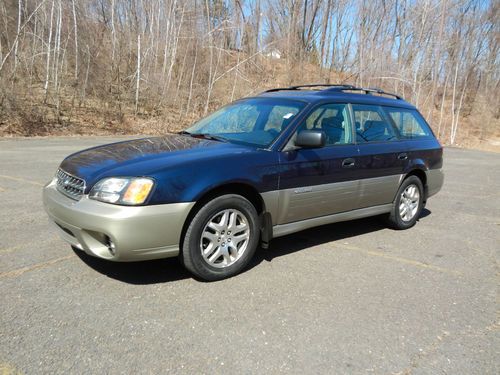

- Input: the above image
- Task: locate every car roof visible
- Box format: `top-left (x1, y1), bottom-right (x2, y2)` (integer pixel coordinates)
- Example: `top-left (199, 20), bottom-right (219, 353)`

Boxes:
top-left (255, 89), bottom-right (416, 109)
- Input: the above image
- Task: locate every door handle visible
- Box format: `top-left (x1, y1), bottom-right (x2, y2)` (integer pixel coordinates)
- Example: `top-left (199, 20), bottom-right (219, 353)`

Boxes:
top-left (398, 153), bottom-right (408, 160)
top-left (342, 158), bottom-right (355, 168)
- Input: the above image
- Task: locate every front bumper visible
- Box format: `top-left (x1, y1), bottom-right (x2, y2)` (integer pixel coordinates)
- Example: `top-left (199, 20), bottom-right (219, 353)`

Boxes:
top-left (43, 180), bottom-right (194, 261)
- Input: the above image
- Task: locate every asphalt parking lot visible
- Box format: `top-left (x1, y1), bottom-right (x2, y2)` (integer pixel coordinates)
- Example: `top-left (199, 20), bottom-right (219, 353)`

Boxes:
top-left (0, 137), bottom-right (498, 374)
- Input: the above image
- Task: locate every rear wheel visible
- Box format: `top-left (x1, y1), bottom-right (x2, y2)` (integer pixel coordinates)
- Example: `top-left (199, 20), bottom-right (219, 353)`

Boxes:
top-left (387, 175), bottom-right (424, 230)
top-left (181, 194), bottom-right (259, 281)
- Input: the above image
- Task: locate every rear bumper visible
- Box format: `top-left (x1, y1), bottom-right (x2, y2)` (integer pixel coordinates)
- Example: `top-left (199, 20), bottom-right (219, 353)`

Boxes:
top-left (426, 168), bottom-right (444, 198)
top-left (43, 180), bottom-right (194, 261)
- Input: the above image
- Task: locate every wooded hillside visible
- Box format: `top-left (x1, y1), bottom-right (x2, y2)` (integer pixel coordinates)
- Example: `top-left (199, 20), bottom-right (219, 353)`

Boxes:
top-left (0, 0), bottom-right (498, 149)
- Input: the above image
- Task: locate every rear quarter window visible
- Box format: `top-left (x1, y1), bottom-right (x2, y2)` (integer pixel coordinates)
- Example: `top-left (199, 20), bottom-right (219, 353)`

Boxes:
top-left (384, 107), bottom-right (433, 139)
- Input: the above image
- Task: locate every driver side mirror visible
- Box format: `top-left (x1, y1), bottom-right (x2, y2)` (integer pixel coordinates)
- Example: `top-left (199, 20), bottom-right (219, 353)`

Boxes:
top-left (295, 130), bottom-right (326, 149)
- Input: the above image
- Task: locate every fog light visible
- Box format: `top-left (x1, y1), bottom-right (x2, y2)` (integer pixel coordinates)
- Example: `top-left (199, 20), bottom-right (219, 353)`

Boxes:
top-left (105, 236), bottom-right (116, 256)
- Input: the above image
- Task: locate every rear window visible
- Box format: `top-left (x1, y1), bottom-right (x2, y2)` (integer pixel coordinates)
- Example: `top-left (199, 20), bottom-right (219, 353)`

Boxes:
top-left (384, 107), bottom-right (433, 139)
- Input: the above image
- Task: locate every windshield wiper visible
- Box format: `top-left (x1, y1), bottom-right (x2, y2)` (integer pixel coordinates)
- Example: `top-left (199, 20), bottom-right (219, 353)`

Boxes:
top-left (179, 131), bottom-right (229, 143)
top-left (200, 134), bottom-right (229, 142)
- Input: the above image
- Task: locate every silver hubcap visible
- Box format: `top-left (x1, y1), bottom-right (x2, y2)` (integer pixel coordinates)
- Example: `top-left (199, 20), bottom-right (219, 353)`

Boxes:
top-left (399, 184), bottom-right (420, 222)
top-left (200, 209), bottom-right (250, 268)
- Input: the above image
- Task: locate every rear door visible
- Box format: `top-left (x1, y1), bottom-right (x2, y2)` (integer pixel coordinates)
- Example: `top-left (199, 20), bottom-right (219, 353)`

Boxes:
top-left (352, 104), bottom-right (409, 208)
top-left (277, 103), bottom-right (360, 224)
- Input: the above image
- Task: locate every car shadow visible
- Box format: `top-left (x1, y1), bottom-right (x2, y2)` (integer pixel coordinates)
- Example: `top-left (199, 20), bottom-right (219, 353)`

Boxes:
top-left (73, 209), bottom-right (431, 284)
top-left (73, 250), bottom-right (191, 284)
top-left (250, 208), bottom-right (431, 267)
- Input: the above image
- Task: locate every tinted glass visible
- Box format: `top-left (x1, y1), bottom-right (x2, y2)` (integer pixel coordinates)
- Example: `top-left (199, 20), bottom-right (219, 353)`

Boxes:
top-left (186, 98), bottom-right (305, 147)
top-left (296, 103), bottom-right (353, 145)
top-left (384, 107), bottom-right (433, 138)
top-left (353, 104), bottom-right (397, 143)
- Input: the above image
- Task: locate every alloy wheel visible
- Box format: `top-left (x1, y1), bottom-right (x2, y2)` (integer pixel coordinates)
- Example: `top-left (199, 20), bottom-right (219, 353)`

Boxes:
top-left (199, 209), bottom-right (250, 268)
top-left (399, 184), bottom-right (420, 222)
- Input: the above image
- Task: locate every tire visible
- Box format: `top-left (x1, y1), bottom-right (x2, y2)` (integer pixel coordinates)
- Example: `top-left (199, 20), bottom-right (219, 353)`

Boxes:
top-left (181, 194), bottom-right (260, 281)
top-left (387, 175), bottom-right (424, 230)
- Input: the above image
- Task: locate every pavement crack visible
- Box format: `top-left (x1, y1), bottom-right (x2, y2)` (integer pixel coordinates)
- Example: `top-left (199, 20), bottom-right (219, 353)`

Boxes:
top-left (334, 243), bottom-right (462, 277)
top-left (396, 331), bottom-right (452, 374)
top-left (0, 174), bottom-right (44, 187)
top-left (0, 254), bottom-right (75, 279)
top-left (0, 246), bottom-right (21, 255)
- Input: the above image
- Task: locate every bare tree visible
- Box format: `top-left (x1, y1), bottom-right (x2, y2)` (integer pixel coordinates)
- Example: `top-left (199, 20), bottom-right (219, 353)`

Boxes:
top-left (0, 0), bottom-right (497, 144)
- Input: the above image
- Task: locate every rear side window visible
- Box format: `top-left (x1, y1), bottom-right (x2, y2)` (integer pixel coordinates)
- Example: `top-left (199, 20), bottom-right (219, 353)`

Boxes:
top-left (384, 107), bottom-right (433, 139)
top-left (352, 104), bottom-right (397, 143)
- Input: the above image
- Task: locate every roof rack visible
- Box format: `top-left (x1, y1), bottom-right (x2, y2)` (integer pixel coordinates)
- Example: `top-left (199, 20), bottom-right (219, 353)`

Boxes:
top-left (264, 84), bottom-right (355, 93)
top-left (263, 84), bottom-right (403, 100)
top-left (327, 86), bottom-right (403, 100)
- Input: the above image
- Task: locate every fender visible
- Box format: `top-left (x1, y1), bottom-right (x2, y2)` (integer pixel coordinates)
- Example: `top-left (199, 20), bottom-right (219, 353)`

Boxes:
top-left (403, 158), bottom-right (428, 174)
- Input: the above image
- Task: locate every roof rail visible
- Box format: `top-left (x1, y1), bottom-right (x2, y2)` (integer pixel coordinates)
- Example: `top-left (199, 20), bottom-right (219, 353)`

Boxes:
top-left (263, 84), bottom-right (403, 100)
top-left (326, 86), bottom-right (403, 100)
top-left (264, 84), bottom-right (355, 93)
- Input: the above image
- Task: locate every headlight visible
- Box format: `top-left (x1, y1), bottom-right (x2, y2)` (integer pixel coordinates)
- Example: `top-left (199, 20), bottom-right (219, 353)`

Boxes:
top-left (89, 177), bottom-right (154, 205)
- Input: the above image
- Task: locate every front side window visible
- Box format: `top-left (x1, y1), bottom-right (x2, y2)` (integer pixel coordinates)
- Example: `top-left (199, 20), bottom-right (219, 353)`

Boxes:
top-left (185, 98), bottom-right (306, 147)
top-left (384, 107), bottom-right (433, 139)
top-left (296, 103), bottom-right (353, 145)
top-left (353, 104), bottom-right (398, 143)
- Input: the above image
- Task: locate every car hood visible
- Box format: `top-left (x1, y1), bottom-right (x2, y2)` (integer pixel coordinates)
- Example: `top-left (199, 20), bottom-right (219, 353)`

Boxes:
top-left (59, 134), bottom-right (255, 189)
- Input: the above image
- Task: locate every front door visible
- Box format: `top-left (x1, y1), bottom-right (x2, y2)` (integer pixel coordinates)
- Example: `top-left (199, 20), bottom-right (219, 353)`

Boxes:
top-left (276, 103), bottom-right (360, 224)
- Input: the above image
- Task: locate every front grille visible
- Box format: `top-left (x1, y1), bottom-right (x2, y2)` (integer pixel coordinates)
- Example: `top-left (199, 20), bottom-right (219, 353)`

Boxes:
top-left (56, 169), bottom-right (85, 200)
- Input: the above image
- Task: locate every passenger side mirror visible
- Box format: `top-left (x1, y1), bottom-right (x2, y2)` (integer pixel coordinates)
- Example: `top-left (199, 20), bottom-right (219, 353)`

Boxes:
top-left (295, 130), bottom-right (326, 149)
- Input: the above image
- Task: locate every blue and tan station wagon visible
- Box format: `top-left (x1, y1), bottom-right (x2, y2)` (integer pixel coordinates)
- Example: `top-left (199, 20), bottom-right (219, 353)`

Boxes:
top-left (43, 84), bottom-right (444, 280)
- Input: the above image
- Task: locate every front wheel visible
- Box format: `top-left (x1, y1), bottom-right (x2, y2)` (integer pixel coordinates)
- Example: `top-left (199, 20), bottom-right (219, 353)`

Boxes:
top-left (387, 176), bottom-right (424, 230)
top-left (181, 194), bottom-right (260, 281)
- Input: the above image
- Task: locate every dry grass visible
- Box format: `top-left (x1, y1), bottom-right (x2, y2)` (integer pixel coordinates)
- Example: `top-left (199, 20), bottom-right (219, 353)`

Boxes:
top-left (1, 60), bottom-right (498, 153)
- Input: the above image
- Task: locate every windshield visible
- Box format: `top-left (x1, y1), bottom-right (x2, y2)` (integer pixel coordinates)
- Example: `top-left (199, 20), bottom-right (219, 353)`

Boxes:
top-left (184, 98), bottom-right (306, 147)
